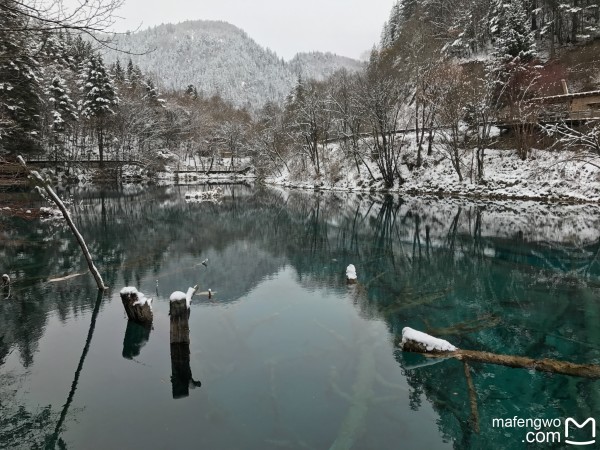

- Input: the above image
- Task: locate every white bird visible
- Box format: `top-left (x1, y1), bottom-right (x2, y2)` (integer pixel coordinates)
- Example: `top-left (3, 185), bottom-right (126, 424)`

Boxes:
top-left (201, 259), bottom-right (209, 267)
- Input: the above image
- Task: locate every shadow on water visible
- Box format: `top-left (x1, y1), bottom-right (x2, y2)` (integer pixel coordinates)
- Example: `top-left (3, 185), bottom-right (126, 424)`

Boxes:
top-left (122, 321), bottom-right (151, 360)
top-left (46, 290), bottom-right (105, 450)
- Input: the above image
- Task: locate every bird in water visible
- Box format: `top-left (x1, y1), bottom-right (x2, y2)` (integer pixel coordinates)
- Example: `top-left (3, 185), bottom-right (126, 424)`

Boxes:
top-left (201, 259), bottom-right (209, 267)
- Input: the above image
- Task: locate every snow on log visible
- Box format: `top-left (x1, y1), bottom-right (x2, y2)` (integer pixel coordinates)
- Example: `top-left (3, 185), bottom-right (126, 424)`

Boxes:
top-left (400, 327), bottom-right (600, 379)
top-left (346, 264), bottom-right (357, 283)
top-left (120, 287), bottom-right (153, 324)
top-left (401, 327), bottom-right (458, 352)
top-left (184, 187), bottom-right (223, 203)
top-left (170, 285), bottom-right (197, 345)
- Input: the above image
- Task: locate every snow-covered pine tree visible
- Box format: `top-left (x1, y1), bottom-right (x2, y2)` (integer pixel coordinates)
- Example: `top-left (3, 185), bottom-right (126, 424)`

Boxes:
top-left (143, 79), bottom-right (165, 107)
top-left (0, 0), bottom-right (43, 155)
top-left (48, 75), bottom-right (78, 132)
top-left (46, 74), bottom-right (78, 159)
top-left (113, 59), bottom-right (126, 83)
top-left (79, 55), bottom-right (119, 165)
top-left (381, 2), bottom-right (404, 48)
top-left (126, 59), bottom-right (143, 87)
top-left (492, 0), bottom-right (536, 63)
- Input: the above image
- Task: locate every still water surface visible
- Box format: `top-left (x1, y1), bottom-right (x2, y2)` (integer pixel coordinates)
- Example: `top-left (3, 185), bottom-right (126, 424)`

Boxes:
top-left (2, 185), bottom-right (600, 449)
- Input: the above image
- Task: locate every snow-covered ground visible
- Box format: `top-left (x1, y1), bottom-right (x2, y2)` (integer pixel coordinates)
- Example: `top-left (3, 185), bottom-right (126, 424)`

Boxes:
top-left (267, 131), bottom-right (600, 203)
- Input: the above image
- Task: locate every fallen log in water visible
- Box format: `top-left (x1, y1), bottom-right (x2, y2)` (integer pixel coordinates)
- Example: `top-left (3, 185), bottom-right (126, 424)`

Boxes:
top-left (120, 287), bottom-right (153, 324)
top-left (18, 156), bottom-right (106, 291)
top-left (400, 327), bottom-right (600, 379)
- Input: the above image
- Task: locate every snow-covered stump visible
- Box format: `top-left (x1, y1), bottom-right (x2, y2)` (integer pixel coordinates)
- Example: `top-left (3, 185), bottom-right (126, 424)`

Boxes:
top-left (400, 327), bottom-right (600, 379)
top-left (169, 286), bottom-right (197, 345)
top-left (169, 285), bottom-right (200, 399)
top-left (120, 287), bottom-right (153, 324)
top-left (346, 264), bottom-right (357, 284)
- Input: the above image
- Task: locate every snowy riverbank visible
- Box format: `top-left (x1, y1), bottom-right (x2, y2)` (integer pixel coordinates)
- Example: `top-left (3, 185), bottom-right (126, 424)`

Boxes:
top-left (267, 139), bottom-right (600, 203)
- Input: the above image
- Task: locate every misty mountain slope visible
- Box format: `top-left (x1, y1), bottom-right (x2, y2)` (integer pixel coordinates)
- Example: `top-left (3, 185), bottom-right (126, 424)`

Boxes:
top-left (289, 52), bottom-right (365, 81)
top-left (103, 20), bottom-right (362, 109)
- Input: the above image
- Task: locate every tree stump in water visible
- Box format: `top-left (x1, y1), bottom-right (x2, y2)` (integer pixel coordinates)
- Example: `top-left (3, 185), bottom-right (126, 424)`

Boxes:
top-left (169, 288), bottom-right (195, 344)
top-left (169, 286), bottom-right (200, 398)
top-left (120, 287), bottom-right (153, 324)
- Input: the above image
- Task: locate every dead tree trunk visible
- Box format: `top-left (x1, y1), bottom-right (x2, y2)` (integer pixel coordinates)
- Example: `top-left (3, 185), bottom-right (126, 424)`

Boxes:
top-left (120, 288), bottom-right (153, 324)
top-left (17, 156), bottom-right (106, 291)
top-left (401, 328), bottom-right (600, 379)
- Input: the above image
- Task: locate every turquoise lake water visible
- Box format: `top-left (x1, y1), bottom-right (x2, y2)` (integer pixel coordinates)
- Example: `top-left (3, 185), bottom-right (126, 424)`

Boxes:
top-left (1, 185), bottom-right (600, 449)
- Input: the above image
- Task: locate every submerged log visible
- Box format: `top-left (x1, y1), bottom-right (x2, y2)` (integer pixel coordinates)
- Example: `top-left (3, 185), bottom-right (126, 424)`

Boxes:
top-left (120, 287), bottom-right (153, 324)
top-left (401, 327), bottom-right (600, 379)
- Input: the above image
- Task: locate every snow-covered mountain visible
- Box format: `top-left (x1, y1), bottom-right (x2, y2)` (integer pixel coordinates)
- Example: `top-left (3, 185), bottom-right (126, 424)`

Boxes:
top-left (103, 20), bottom-right (362, 109)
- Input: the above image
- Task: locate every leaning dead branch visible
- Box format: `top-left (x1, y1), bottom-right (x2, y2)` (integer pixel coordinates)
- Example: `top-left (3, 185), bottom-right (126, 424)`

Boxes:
top-left (18, 156), bottom-right (106, 290)
top-left (401, 327), bottom-right (600, 379)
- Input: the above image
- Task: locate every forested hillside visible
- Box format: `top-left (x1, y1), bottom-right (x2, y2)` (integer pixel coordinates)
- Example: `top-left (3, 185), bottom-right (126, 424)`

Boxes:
top-left (102, 21), bottom-right (363, 109)
top-left (381, 0), bottom-right (600, 58)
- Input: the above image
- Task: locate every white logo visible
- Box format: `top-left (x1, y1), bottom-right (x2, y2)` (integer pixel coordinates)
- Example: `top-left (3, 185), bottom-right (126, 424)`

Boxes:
top-left (565, 418), bottom-right (596, 446)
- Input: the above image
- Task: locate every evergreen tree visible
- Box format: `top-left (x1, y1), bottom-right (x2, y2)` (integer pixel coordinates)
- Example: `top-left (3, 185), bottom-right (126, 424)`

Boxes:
top-left (492, 0), bottom-right (536, 62)
top-left (47, 75), bottom-right (78, 132)
top-left (0, 1), bottom-right (43, 154)
top-left (126, 59), bottom-right (143, 87)
top-left (143, 79), bottom-right (165, 107)
top-left (80, 55), bottom-right (119, 165)
top-left (113, 59), bottom-right (126, 83)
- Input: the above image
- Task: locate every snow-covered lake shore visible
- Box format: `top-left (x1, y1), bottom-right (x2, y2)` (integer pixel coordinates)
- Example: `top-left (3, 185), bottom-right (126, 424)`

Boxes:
top-left (267, 145), bottom-right (600, 204)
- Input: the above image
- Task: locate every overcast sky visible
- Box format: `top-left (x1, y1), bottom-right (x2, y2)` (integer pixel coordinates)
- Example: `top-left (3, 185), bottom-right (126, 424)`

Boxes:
top-left (109, 0), bottom-right (395, 60)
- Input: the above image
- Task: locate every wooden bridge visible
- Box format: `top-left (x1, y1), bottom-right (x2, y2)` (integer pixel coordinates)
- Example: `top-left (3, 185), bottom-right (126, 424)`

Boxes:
top-left (24, 159), bottom-right (253, 175)
top-left (24, 159), bottom-right (146, 169)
